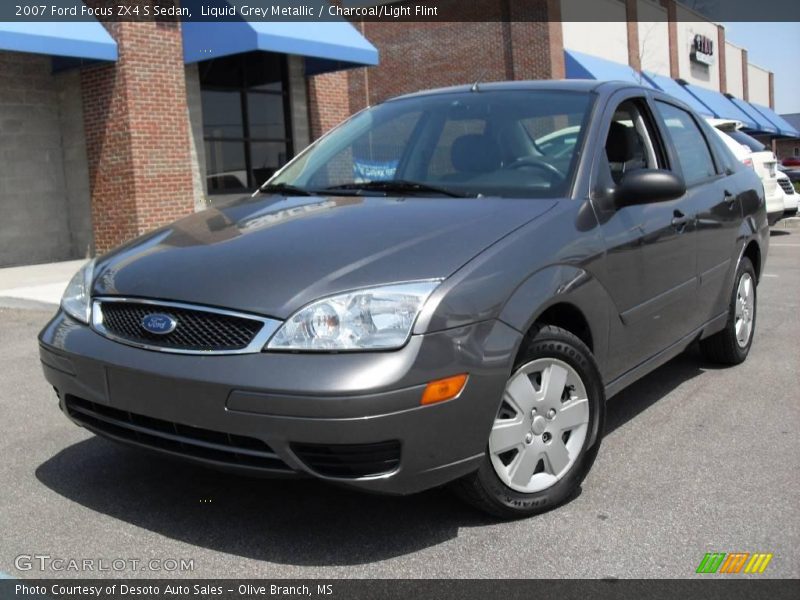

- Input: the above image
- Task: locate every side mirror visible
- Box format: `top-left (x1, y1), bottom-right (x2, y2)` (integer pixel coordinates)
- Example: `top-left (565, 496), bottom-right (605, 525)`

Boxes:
top-left (614, 169), bottom-right (686, 207)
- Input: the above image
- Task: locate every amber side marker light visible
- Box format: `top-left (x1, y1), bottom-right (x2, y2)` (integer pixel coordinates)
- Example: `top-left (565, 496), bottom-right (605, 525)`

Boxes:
top-left (421, 374), bottom-right (468, 405)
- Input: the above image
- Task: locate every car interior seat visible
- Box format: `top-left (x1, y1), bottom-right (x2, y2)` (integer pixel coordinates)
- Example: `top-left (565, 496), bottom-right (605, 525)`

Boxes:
top-left (442, 134), bottom-right (503, 182)
top-left (605, 121), bottom-right (647, 184)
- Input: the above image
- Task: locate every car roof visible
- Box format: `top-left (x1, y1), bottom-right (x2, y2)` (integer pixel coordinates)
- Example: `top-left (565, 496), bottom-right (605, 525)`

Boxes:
top-left (706, 117), bottom-right (744, 131)
top-left (710, 126), bottom-right (750, 159)
top-left (384, 79), bottom-right (705, 125)
top-left (387, 79), bottom-right (647, 102)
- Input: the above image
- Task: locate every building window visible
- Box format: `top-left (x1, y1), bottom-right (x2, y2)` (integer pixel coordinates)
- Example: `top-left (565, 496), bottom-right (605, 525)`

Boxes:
top-left (200, 52), bottom-right (293, 194)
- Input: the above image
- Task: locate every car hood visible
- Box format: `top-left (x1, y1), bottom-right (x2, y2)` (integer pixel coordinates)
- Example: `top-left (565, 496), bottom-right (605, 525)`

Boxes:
top-left (93, 194), bottom-right (557, 318)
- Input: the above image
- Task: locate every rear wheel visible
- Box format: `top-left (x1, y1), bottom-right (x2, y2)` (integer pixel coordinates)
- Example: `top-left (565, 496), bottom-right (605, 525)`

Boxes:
top-left (700, 257), bottom-right (757, 365)
top-left (453, 325), bottom-right (605, 518)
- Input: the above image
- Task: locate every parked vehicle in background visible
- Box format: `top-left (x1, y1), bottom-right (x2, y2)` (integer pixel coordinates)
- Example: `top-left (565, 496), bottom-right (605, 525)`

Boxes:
top-left (781, 156), bottom-right (800, 168)
top-left (778, 164), bottom-right (800, 185)
top-left (777, 170), bottom-right (798, 217)
top-left (40, 81), bottom-right (769, 519)
top-left (707, 118), bottom-right (784, 225)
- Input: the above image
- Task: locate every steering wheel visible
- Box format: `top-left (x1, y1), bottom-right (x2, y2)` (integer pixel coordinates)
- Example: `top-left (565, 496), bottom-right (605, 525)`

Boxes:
top-left (503, 156), bottom-right (565, 184)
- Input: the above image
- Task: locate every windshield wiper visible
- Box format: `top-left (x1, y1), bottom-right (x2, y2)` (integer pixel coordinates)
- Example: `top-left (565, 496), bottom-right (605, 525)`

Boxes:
top-left (259, 183), bottom-right (318, 196)
top-left (323, 180), bottom-right (468, 198)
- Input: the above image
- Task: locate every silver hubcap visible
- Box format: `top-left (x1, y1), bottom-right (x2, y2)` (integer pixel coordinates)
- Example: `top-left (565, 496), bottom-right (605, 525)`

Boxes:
top-left (489, 358), bottom-right (590, 493)
top-left (734, 272), bottom-right (755, 348)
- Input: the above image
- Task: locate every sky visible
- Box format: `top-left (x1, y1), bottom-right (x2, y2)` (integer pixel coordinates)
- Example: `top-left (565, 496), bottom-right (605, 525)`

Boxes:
top-left (721, 22), bottom-right (800, 114)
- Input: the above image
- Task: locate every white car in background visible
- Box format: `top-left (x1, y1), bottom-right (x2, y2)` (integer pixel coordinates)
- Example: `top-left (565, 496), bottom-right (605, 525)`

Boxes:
top-left (707, 118), bottom-right (784, 225)
top-left (777, 169), bottom-right (798, 217)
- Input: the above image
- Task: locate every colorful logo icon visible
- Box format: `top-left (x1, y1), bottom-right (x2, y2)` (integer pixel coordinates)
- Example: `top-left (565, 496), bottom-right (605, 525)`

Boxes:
top-left (696, 552), bottom-right (773, 574)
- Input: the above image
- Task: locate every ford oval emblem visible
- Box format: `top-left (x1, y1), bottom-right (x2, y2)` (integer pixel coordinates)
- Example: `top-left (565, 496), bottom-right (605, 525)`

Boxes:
top-left (141, 313), bottom-right (177, 335)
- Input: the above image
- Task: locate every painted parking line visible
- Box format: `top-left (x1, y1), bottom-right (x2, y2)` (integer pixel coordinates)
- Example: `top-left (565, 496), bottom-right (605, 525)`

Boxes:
top-left (770, 243), bottom-right (800, 247)
top-left (763, 274), bottom-right (779, 278)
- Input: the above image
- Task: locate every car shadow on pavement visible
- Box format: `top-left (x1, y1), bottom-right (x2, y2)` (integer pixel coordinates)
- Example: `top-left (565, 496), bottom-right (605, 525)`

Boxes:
top-left (35, 437), bottom-right (496, 566)
top-left (604, 344), bottom-right (720, 435)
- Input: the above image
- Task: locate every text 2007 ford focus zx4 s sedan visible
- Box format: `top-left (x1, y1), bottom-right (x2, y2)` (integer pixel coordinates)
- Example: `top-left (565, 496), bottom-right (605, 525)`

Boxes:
top-left (40, 81), bottom-right (768, 518)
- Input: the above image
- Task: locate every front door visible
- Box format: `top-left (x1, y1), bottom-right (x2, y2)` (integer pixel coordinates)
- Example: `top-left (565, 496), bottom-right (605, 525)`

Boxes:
top-left (590, 95), bottom-right (698, 380)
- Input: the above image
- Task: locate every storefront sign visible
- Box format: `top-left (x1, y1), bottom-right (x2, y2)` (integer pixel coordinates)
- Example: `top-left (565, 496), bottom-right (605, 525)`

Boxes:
top-left (691, 34), bottom-right (715, 66)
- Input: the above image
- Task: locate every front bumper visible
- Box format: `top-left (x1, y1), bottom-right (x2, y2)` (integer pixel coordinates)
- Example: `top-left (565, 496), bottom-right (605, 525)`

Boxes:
top-left (39, 311), bottom-right (520, 495)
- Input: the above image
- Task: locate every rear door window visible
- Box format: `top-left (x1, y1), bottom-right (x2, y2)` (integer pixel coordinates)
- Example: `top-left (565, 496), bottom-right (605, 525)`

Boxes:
top-left (654, 101), bottom-right (717, 186)
top-left (726, 130), bottom-right (767, 152)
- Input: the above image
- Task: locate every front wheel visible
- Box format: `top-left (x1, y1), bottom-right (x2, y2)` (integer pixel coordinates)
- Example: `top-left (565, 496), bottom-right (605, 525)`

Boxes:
top-left (453, 325), bottom-right (605, 519)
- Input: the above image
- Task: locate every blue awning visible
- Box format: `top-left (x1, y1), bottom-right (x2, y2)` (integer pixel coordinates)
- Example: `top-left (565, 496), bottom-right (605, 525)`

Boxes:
top-left (749, 103), bottom-right (799, 138)
top-left (642, 72), bottom-right (711, 116)
top-left (564, 50), bottom-right (647, 85)
top-left (728, 97), bottom-right (778, 134)
top-left (0, 21), bottom-right (117, 62)
top-left (681, 83), bottom-right (759, 130)
top-left (182, 20), bottom-right (378, 74)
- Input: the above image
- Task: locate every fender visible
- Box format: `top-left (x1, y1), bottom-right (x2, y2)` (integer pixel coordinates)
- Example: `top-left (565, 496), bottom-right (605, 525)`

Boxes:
top-left (736, 177), bottom-right (770, 280)
top-left (711, 212), bottom-right (768, 317)
top-left (696, 215), bottom-right (766, 343)
top-left (497, 264), bottom-right (613, 381)
top-left (736, 212), bottom-right (769, 277)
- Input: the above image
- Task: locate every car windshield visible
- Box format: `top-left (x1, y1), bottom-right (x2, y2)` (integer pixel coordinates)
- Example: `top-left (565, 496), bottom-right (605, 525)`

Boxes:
top-left (267, 89), bottom-right (593, 199)
top-left (726, 129), bottom-right (767, 152)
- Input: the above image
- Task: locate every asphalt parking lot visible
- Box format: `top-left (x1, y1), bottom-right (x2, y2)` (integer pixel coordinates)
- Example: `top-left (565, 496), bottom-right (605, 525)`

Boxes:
top-left (0, 228), bottom-right (797, 580)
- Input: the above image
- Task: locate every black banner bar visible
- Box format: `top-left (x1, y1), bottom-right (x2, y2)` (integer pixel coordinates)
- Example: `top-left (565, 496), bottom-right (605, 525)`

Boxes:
top-left (2, 0), bottom-right (800, 23)
top-left (2, 579), bottom-right (799, 600)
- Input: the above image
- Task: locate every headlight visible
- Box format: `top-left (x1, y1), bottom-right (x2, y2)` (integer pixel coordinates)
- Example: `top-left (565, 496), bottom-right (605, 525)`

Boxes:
top-left (267, 281), bottom-right (440, 351)
top-left (61, 259), bottom-right (95, 324)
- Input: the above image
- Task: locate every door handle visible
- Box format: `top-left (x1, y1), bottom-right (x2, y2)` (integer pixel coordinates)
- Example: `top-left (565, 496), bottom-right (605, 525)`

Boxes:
top-left (671, 210), bottom-right (691, 232)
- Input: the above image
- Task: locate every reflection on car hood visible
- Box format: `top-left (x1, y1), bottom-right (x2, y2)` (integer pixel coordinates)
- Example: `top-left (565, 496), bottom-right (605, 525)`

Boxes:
top-left (93, 195), bottom-right (557, 318)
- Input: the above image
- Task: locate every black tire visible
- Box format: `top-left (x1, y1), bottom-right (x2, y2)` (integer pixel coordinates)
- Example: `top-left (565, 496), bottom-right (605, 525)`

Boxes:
top-left (700, 257), bottom-right (757, 365)
top-left (452, 325), bottom-right (605, 519)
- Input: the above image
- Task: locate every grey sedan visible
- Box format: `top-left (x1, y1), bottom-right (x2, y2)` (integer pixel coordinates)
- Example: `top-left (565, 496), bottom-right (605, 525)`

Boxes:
top-left (40, 80), bottom-right (768, 518)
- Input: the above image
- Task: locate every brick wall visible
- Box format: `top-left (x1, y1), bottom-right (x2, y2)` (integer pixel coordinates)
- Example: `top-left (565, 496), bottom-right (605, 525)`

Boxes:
top-left (768, 71), bottom-right (774, 109)
top-left (663, 0), bottom-right (679, 79)
top-left (717, 25), bottom-right (727, 94)
top-left (306, 0), bottom-right (559, 139)
top-left (81, 20), bottom-right (194, 253)
top-left (626, 0), bottom-right (641, 72)
top-left (307, 70), bottom-right (351, 141)
top-left (741, 49), bottom-right (749, 101)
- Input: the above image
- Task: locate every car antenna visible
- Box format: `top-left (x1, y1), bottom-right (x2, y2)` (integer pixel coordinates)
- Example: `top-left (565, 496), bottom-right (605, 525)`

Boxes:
top-left (471, 69), bottom-right (487, 92)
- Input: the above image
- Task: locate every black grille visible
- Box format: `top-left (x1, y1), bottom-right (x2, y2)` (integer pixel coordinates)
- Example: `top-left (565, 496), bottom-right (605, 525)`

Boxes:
top-left (98, 301), bottom-right (263, 351)
top-left (778, 178), bottom-right (795, 195)
top-left (292, 441), bottom-right (401, 478)
top-left (65, 395), bottom-right (291, 471)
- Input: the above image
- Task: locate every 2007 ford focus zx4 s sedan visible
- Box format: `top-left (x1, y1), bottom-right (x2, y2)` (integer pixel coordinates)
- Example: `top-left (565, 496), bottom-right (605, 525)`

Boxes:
top-left (39, 80), bottom-right (768, 518)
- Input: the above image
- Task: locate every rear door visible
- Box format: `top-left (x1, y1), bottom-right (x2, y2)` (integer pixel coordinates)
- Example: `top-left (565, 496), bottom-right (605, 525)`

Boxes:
top-left (652, 100), bottom-right (742, 324)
